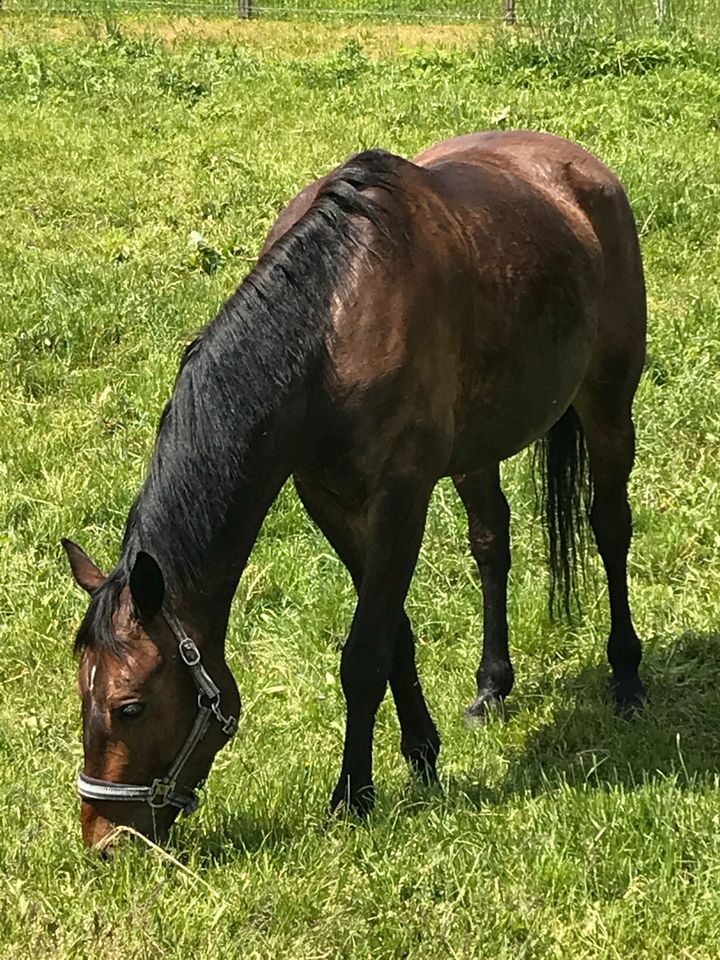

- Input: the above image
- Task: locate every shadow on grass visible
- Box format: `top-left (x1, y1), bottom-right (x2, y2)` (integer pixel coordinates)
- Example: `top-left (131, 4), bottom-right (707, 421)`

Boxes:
top-left (192, 809), bottom-right (301, 864)
top-left (192, 632), bottom-right (720, 852)
top-left (454, 631), bottom-right (720, 806)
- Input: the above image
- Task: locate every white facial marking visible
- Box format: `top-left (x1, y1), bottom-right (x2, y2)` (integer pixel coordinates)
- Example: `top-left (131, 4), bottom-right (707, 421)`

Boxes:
top-left (89, 664), bottom-right (97, 695)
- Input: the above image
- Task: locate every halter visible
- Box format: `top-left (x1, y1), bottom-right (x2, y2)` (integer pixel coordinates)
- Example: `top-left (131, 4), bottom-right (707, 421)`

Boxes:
top-left (77, 610), bottom-right (239, 817)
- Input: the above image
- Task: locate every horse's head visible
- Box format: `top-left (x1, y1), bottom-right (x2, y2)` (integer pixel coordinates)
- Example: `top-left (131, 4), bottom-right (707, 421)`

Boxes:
top-left (62, 540), bottom-right (240, 849)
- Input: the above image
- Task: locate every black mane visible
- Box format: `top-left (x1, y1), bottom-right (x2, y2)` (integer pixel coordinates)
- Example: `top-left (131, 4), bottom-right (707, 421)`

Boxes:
top-left (75, 149), bottom-right (401, 654)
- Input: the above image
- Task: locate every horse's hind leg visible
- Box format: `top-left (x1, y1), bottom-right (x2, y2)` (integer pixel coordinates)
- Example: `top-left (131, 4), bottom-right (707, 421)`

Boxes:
top-left (573, 392), bottom-right (644, 712)
top-left (453, 466), bottom-right (514, 719)
top-left (569, 173), bottom-right (646, 712)
top-left (294, 476), bottom-right (440, 789)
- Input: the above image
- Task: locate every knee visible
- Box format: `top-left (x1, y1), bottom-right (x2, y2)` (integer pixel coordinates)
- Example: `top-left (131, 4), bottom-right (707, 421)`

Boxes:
top-left (340, 642), bottom-right (391, 706)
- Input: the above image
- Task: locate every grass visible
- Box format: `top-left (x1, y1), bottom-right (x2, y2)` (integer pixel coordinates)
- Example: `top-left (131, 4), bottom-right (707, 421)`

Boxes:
top-left (1, 11), bottom-right (720, 958)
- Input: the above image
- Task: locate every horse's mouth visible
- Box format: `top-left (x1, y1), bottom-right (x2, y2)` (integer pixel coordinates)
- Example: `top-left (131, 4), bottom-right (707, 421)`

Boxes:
top-left (81, 801), bottom-right (174, 851)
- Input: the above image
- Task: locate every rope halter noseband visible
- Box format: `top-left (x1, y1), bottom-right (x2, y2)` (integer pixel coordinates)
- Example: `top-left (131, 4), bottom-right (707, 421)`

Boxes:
top-left (77, 610), bottom-right (239, 817)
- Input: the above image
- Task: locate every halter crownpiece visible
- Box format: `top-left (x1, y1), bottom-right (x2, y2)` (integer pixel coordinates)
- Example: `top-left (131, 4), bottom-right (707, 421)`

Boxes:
top-left (77, 610), bottom-right (239, 817)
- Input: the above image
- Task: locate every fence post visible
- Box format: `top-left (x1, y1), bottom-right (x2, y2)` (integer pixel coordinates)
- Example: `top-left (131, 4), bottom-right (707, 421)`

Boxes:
top-left (503, 0), bottom-right (516, 24)
top-left (238, 0), bottom-right (253, 17)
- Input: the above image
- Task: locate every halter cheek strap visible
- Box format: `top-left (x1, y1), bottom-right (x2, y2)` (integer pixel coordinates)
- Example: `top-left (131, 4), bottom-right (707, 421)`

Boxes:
top-left (77, 610), bottom-right (239, 817)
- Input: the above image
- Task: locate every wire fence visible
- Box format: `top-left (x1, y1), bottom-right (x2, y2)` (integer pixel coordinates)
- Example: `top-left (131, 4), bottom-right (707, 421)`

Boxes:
top-left (2, 0), bottom-right (717, 27)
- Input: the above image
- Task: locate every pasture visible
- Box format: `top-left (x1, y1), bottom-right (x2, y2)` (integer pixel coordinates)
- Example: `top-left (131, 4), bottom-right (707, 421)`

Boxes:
top-left (1, 11), bottom-right (720, 957)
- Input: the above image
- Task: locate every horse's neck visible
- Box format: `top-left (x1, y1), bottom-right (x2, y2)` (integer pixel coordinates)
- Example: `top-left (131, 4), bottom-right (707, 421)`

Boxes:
top-left (155, 399), bottom-right (306, 647)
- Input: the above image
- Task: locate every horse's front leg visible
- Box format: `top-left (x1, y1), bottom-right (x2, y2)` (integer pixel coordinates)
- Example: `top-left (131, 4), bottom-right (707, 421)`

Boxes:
top-left (331, 477), bottom-right (432, 815)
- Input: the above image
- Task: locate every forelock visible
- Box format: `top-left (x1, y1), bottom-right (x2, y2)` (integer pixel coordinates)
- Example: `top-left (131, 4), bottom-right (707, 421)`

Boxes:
top-left (74, 573), bottom-right (130, 658)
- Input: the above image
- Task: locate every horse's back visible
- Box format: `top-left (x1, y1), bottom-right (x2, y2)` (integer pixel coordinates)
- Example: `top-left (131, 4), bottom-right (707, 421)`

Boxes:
top-left (414, 130), bottom-right (628, 223)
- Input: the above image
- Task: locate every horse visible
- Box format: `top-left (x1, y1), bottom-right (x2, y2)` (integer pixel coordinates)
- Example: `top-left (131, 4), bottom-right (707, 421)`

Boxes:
top-left (63, 130), bottom-right (646, 847)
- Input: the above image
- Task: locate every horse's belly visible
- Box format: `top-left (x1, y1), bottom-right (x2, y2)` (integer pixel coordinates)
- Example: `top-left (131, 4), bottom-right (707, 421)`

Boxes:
top-left (446, 334), bottom-right (591, 474)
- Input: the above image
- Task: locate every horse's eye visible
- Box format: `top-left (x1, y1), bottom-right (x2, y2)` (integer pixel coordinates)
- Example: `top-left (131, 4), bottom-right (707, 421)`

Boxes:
top-left (116, 701), bottom-right (147, 721)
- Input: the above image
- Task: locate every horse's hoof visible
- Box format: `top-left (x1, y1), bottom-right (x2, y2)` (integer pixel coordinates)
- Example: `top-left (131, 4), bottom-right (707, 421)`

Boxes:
top-left (611, 676), bottom-right (645, 717)
top-left (329, 781), bottom-right (375, 818)
top-left (464, 691), bottom-right (505, 726)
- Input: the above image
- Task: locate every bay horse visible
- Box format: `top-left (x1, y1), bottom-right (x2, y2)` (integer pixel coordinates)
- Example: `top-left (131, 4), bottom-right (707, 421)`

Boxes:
top-left (63, 131), bottom-right (646, 847)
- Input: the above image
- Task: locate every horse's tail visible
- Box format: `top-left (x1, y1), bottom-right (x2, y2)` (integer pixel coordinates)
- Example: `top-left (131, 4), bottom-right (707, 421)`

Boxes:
top-left (533, 405), bottom-right (593, 618)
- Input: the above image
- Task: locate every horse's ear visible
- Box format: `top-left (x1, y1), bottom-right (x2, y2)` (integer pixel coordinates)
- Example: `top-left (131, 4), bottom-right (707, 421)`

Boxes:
top-left (62, 539), bottom-right (106, 594)
top-left (129, 551), bottom-right (165, 622)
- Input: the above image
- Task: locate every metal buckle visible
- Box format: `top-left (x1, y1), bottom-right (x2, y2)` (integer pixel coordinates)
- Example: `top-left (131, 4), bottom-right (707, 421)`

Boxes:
top-left (148, 778), bottom-right (176, 808)
top-left (178, 637), bottom-right (201, 666)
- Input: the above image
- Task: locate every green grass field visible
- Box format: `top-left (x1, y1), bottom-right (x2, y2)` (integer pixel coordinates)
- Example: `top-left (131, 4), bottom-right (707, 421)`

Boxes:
top-left (2, 12), bottom-right (720, 958)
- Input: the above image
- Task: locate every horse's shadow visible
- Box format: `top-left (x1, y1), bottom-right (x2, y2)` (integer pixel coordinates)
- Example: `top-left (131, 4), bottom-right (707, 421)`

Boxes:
top-left (192, 632), bottom-right (720, 857)
top-left (453, 630), bottom-right (720, 806)
top-left (189, 808), bottom-right (302, 864)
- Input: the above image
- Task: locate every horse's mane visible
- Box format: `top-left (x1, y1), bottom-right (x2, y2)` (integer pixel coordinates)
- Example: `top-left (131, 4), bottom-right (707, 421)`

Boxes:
top-left (75, 149), bottom-right (400, 654)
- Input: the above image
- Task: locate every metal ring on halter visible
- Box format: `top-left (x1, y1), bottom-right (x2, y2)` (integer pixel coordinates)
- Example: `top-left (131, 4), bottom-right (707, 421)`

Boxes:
top-left (76, 609), bottom-right (239, 817)
top-left (178, 636), bottom-right (201, 667)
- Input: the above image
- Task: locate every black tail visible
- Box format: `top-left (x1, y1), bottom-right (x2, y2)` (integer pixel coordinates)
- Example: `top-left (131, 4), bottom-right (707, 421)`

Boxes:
top-left (533, 405), bottom-right (592, 618)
